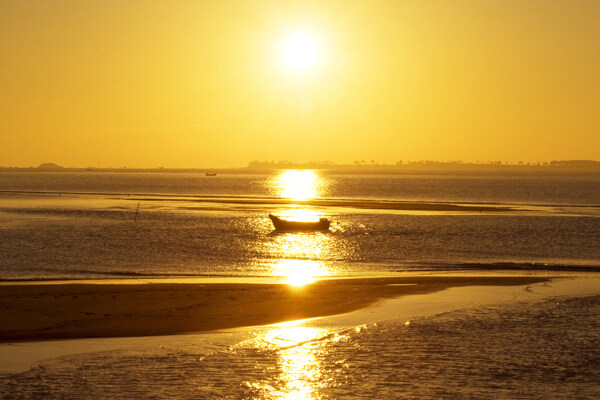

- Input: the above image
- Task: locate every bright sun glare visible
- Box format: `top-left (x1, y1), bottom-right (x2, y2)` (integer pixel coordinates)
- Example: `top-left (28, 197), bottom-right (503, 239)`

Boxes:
top-left (276, 169), bottom-right (320, 200)
top-left (274, 259), bottom-right (326, 286)
top-left (282, 32), bottom-right (319, 71)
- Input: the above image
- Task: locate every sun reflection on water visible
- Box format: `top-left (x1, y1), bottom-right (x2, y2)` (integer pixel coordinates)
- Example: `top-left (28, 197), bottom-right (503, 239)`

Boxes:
top-left (271, 170), bottom-right (325, 201)
top-left (260, 169), bottom-right (338, 284)
top-left (269, 233), bottom-right (331, 261)
top-left (264, 228), bottom-right (335, 285)
top-left (245, 170), bottom-right (343, 397)
top-left (248, 325), bottom-right (337, 399)
top-left (271, 259), bottom-right (328, 286)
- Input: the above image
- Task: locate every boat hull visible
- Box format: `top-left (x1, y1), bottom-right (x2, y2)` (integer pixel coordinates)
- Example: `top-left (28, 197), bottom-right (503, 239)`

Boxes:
top-left (268, 214), bottom-right (330, 232)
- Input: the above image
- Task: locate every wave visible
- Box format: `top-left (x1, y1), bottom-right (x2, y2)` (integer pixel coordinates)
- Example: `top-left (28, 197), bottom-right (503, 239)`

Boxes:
top-left (399, 261), bottom-right (600, 272)
top-left (0, 271), bottom-right (263, 283)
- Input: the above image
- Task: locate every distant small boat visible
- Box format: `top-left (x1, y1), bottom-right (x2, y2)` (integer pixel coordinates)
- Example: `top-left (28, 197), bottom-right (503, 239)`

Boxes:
top-left (205, 173), bottom-right (217, 176)
top-left (268, 214), bottom-right (331, 232)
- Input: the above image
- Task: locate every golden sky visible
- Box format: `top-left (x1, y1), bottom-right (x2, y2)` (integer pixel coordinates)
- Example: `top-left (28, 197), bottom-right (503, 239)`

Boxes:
top-left (1, 0), bottom-right (599, 167)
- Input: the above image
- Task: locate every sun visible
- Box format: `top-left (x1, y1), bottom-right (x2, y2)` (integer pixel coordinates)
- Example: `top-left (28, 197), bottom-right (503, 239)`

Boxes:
top-left (281, 32), bottom-right (319, 71)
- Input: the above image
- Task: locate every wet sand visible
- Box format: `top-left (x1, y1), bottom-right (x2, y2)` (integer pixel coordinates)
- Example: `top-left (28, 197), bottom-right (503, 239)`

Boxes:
top-left (0, 191), bottom-right (517, 213)
top-left (0, 276), bottom-right (547, 341)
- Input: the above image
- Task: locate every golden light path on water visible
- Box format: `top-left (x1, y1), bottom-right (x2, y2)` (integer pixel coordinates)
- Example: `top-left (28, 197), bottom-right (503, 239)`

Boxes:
top-left (263, 169), bottom-right (334, 286)
top-left (265, 230), bottom-right (333, 286)
top-left (247, 323), bottom-right (343, 399)
top-left (251, 170), bottom-right (337, 397)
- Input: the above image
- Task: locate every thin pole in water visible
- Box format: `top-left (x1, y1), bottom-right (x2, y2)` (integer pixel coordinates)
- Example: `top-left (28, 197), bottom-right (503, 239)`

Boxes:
top-left (134, 202), bottom-right (140, 221)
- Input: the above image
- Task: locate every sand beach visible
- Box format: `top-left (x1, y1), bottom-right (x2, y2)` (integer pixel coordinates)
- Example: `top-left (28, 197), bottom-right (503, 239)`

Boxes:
top-left (1, 274), bottom-right (599, 399)
top-left (0, 275), bottom-right (548, 341)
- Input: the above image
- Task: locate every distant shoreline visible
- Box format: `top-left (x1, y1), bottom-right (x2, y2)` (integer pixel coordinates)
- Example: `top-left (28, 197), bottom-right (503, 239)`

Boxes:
top-left (1, 160), bottom-right (599, 175)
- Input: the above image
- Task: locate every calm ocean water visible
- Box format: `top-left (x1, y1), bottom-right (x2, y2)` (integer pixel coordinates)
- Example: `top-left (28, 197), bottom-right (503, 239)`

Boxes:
top-left (1, 171), bottom-right (600, 281)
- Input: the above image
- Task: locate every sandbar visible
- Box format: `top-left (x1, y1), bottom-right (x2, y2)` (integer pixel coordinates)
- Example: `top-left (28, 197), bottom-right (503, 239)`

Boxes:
top-left (0, 276), bottom-right (547, 341)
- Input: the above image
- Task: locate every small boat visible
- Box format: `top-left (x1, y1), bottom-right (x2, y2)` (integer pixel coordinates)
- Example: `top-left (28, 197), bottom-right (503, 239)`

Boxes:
top-left (268, 214), bottom-right (331, 232)
top-left (205, 172), bottom-right (217, 176)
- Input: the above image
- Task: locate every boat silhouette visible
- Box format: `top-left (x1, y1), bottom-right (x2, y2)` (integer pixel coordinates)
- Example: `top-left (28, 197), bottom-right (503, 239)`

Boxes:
top-left (268, 214), bottom-right (331, 232)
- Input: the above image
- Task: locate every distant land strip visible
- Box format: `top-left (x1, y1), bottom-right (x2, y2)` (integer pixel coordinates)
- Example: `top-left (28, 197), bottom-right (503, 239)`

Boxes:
top-left (1, 160), bottom-right (599, 173)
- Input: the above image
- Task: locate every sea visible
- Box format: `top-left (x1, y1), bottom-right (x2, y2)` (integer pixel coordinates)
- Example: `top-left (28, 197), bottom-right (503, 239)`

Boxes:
top-left (1, 171), bottom-right (599, 281)
top-left (1, 170), bottom-right (600, 399)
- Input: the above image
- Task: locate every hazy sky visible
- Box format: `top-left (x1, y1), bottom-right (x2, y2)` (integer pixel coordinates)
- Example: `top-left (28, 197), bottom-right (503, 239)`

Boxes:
top-left (1, 0), bottom-right (599, 167)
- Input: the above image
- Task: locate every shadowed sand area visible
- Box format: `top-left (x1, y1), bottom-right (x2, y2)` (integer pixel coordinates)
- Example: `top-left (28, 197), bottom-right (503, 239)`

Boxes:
top-left (0, 276), bottom-right (547, 341)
